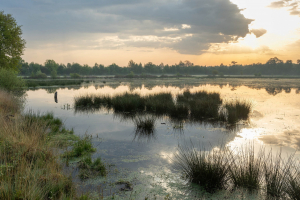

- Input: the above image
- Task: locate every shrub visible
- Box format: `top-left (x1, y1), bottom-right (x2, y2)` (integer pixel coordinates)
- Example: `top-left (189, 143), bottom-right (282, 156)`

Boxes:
top-left (70, 73), bottom-right (81, 78)
top-left (0, 68), bottom-right (26, 91)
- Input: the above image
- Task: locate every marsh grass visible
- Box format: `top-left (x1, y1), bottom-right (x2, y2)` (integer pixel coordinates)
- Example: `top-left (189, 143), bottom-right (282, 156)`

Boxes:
top-left (174, 142), bottom-right (300, 197)
top-left (228, 145), bottom-right (264, 192)
top-left (169, 104), bottom-right (189, 120)
top-left (222, 99), bottom-right (252, 124)
top-left (0, 91), bottom-right (77, 199)
top-left (62, 136), bottom-right (96, 159)
top-left (74, 90), bottom-right (253, 125)
top-left (133, 115), bottom-right (156, 141)
top-left (78, 156), bottom-right (107, 180)
top-left (263, 150), bottom-right (293, 198)
top-left (111, 92), bottom-right (145, 112)
top-left (174, 143), bottom-right (230, 193)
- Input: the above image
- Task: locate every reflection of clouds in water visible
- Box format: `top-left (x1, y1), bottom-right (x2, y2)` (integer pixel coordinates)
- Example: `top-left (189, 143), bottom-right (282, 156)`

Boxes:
top-left (259, 130), bottom-right (300, 150)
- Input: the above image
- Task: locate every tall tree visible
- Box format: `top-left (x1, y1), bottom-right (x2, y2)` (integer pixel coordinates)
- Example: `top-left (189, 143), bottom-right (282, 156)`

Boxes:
top-left (0, 11), bottom-right (26, 71)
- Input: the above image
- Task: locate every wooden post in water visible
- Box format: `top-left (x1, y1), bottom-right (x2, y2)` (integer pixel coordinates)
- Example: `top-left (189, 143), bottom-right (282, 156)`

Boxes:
top-left (54, 92), bottom-right (58, 103)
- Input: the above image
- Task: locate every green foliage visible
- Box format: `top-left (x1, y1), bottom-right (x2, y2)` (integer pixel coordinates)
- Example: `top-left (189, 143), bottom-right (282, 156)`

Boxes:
top-left (0, 68), bottom-right (25, 91)
top-left (78, 156), bottom-right (106, 180)
top-left (70, 73), bottom-right (81, 78)
top-left (50, 70), bottom-right (57, 79)
top-left (0, 11), bottom-right (26, 71)
top-left (63, 137), bottom-right (96, 159)
top-left (31, 70), bottom-right (48, 79)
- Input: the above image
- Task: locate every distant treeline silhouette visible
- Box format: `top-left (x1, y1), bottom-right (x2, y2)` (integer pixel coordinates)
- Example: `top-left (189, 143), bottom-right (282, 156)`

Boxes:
top-left (19, 57), bottom-right (300, 76)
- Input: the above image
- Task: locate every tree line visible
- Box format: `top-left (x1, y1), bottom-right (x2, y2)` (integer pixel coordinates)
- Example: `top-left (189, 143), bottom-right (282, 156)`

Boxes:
top-left (19, 57), bottom-right (300, 77)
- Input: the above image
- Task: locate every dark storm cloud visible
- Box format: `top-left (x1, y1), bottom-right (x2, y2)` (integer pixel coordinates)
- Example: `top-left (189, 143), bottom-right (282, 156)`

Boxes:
top-left (2, 0), bottom-right (252, 55)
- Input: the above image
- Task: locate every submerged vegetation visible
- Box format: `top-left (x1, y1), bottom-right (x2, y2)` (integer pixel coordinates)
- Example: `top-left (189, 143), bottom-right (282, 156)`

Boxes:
top-left (74, 89), bottom-right (252, 125)
top-left (174, 142), bottom-right (300, 199)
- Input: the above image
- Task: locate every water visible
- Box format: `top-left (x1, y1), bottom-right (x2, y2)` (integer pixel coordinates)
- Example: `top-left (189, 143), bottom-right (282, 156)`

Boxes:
top-left (25, 78), bottom-right (300, 199)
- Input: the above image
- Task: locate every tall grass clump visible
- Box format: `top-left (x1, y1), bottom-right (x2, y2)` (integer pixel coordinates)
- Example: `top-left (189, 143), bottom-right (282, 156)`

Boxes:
top-left (284, 161), bottom-right (300, 200)
top-left (174, 143), bottom-right (230, 193)
top-left (264, 151), bottom-right (294, 198)
top-left (134, 116), bottom-right (155, 134)
top-left (0, 90), bottom-right (21, 114)
top-left (78, 156), bottom-right (107, 180)
top-left (145, 92), bottom-right (174, 115)
top-left (74, 95), bottom-right (94, 108)
top-left (228, 145), bottom-right (264, 192)
top-left (0, 91), bottom-right (77, 199)
top-left (222, 99), bottom-right (252, 124)
top-left (111, 92), bottom-right (145, 112)
top-left (168, 104), bottom-right (189, 120)
top-left (63, 136), bottom-right (96, 159)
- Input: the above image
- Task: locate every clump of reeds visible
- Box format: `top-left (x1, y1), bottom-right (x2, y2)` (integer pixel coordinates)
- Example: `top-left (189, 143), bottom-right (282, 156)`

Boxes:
top-left (74, 94), bottom-right (94, 108)
top-left (62, 136), bottom-right (96, 159)
top-left (111, 92), bottom-right (145, 112)
top-left (228, 145), bottom-right (264, 192)
top-left (145, 92), bottom-right (174, 115)
top-left (168, 104), bottom-right (189, 120)
top-left (222, 99), bottom-right (252, 124)
top-left (174, 142), bottom-right (300, 197)
top-left (174, 143), bottom-right (230, 193)
top-left (134, 116), bottom-right (155, 133)
top-left (78, 156), bottom-right (107, 180)
top-left (263, 150), bottom-right (293, 198)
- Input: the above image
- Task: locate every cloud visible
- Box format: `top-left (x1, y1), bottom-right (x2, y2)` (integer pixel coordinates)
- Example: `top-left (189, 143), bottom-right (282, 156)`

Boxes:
top-left (209, 44), bottom-right (275, 55)
top-left (268, 1), bottom-right (286, 8)
top-left (269, 0), bottom-right (300, 16)
top-left (250, 29), bottom-right (267, 38)
top-left (2, 0), bottom-right (252, 55)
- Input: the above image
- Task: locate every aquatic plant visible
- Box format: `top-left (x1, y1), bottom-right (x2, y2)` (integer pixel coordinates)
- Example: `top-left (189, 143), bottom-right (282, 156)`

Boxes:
top-left (264, 150), bottom-right (294, 198)
top-left (228, 145), bottom-right (264, 192)
top-left (174, 143), bottom-right (230, 193)
top-left (63, 136), bottom-right (96, 159)
top-left (223, 99), bottom-right (252, 124)
top-left (168, 104), bottom-right (189, 120)
top-left (111, 92), bottom-right (145, 112)
top-left (78, 156), bottom-right (106, 180)
top-left (133, 116), bottom-right (156, 141)
top-left (284, 161), bottom-right (300, 200)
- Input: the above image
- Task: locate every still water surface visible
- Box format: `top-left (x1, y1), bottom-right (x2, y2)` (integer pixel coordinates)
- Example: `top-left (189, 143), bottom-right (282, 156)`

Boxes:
top-left (25, 79), bottom-right (300, 199)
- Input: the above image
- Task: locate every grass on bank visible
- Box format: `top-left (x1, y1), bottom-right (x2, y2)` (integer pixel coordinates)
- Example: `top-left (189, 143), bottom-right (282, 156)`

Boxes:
top-left (0, 90), bottom-right (105, 199)
top-left (174, 142), bottom-right (300, 198)
top-left (0, 98), bottom-right (77, 199)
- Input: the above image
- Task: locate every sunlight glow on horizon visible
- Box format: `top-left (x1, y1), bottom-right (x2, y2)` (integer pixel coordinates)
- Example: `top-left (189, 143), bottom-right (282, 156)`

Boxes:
top-left (21, 0), bottom-right (300, 66)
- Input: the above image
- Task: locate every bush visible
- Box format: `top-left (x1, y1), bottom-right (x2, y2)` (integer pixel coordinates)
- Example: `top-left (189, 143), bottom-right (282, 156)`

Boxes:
top-left (0, 68), bottom-right (26, 91)
top-left (70, 73), bottom-right (81, 78)
top-left (31, 70), bottom-right (48, 79)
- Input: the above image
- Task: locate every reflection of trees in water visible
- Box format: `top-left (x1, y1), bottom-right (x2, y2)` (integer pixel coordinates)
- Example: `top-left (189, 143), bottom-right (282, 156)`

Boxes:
top-left (27, 79), bottom-right (300, 97)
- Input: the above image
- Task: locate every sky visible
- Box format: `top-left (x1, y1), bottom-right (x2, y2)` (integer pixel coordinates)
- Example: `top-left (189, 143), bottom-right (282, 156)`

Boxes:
top-left (2, 0), bottom-right (300, 66)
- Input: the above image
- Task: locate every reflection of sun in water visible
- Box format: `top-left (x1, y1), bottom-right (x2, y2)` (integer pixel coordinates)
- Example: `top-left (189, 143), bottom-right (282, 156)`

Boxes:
top-left (227, 128), bottom-right (264, 152)
top-left (160, 151), bottom-right (176, 163)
